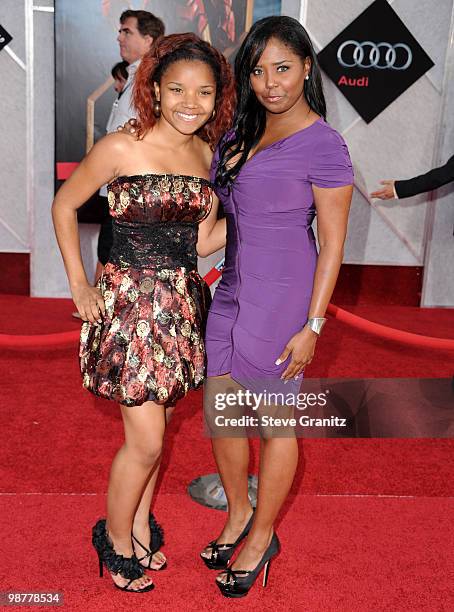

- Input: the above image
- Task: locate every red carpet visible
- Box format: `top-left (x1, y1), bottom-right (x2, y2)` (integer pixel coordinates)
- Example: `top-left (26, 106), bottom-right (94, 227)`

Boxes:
top-left (1, 494), bottom-right (452, 611)
top-left (0, 296), bottom-right (453, 610)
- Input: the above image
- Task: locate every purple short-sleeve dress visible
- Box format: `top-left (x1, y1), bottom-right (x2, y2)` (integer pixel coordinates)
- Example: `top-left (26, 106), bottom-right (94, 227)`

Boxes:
top-left (205, 117), bottom-right (354, 397)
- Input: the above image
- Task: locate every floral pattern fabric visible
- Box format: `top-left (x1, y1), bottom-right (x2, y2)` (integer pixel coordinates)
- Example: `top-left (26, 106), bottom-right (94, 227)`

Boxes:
top-left (79, 173), bottom-right (213, 407)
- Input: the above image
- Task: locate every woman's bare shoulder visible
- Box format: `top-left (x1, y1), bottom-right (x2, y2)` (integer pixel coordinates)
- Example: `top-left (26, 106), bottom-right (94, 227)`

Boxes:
top-left (195, 137), bottom-right (215, 166)
top-left (95, 131), bottom-right (138, 155)
top-left (79, 132), bottom-right (140, 179)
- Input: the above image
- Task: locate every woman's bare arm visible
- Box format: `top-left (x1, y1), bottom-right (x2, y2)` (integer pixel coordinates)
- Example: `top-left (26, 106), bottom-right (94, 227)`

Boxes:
top-left (196, 192), bottom-right (226, 257)
top-left (277, 183), bottom-right (353, 380)
top-left (307, 183), bottom-right (353, 318)
top-left (51, 133), bottom-right (127, 322)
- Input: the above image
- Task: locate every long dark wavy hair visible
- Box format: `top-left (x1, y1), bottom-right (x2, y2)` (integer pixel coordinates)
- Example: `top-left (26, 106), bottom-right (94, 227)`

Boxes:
top-left (216, 16), bottom-right (326, 187)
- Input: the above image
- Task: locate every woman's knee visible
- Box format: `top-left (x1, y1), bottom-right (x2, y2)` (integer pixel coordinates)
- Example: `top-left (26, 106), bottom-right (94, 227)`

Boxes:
top-left (125, 438), bottom-right (163, 467)
top-left (120, 401), bottom-right (166, 466)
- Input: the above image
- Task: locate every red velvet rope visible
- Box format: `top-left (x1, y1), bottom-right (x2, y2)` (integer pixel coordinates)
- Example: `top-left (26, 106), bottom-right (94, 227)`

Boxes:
top-left (0, 330), bottom-right (80, 349)
top-left (326, 304), bottom-right (454, 350)
top-left (1, 263), bottom-right (453, 351)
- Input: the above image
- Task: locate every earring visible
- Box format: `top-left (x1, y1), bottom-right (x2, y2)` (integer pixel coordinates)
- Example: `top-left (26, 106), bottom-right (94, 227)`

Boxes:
top-left (153, 99), bottom-right (161, 117)
top-left (211, 108), bottom-right (216, 119)
top-left (305, 75), bottom-right (309, 80)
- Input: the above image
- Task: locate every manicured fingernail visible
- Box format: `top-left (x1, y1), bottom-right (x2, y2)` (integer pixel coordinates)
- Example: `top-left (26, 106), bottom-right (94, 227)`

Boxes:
top-left (275, 359), bottom-right (281, 365)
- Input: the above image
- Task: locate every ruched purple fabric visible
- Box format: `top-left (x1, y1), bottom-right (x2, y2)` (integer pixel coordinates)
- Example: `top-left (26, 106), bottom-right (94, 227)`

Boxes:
top-left (206, 117), bottom-right (354, 396)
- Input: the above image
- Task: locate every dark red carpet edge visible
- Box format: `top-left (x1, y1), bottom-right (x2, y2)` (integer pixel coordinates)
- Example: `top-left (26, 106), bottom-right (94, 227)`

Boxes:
top-left (0, 296), bottom-right (453, 611)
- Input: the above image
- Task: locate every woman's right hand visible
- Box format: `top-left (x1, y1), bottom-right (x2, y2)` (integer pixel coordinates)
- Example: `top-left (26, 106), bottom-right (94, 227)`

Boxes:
top-left (117, 118), bottom-right (138, 135)
top-left (71, 284), bottom-right (106, 324)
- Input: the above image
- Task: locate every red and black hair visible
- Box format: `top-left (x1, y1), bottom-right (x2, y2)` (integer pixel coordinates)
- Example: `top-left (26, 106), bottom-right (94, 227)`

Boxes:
top-left (133, 33), bottom-right (235, 149)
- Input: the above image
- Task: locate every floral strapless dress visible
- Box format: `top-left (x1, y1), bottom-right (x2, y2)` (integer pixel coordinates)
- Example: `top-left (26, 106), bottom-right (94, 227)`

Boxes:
top-left (79, 173), bottom-right (213, 407)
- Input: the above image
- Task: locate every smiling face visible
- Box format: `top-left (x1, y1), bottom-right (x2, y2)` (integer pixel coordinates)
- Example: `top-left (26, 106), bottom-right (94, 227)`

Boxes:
top-left (250, 37), bottom-right (311, 114)
top-left (154, 59), bottom-right (217, 136)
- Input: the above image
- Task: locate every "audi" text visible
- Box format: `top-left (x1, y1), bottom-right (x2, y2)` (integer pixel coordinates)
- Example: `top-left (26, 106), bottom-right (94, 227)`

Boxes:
top-left (338, 76), bottom-right (369, 87)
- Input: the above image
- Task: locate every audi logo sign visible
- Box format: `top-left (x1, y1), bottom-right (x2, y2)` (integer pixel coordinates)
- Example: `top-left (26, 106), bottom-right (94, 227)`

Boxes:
top-left (0, 24), bottom-right (13, 52)
top-left (317, 0), bottom-right (434, 123)
top-left (337, 41), bottom-right (412, 70)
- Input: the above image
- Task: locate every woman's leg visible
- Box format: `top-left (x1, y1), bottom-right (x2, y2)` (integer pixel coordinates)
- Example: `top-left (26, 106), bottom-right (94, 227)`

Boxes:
top-left (132, 405), bottom-right (175, 568)
top-left (105, 399), bottom-right (166, 590)
top-left (217, 435), bottom-right (298, 580)
top-left (201, 375), bottom-right (253, 558)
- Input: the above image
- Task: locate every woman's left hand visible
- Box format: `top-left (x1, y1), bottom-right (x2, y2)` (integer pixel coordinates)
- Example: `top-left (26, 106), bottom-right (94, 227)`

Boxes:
top-left (275, 326), bottom-right (318, 381)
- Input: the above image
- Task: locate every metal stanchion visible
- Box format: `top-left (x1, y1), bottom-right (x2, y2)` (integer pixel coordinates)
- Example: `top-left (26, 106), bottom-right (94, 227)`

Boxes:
top-left (188, 473), bottom-right (257, 511)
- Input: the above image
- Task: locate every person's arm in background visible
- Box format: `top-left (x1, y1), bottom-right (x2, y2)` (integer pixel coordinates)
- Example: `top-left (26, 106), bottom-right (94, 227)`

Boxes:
top-left (370, 154), bottom-right (454, 200)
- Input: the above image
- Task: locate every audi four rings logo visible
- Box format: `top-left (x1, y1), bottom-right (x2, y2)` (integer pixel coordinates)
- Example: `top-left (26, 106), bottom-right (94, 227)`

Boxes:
top-left (337, 40), bottom-right (413, 70)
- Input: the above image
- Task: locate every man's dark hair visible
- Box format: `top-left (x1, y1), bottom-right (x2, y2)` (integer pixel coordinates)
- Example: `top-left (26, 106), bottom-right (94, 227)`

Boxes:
top-left (120, 10), bottom-right (165, 39)
top-left (111, 61), bottom-right (129, 81)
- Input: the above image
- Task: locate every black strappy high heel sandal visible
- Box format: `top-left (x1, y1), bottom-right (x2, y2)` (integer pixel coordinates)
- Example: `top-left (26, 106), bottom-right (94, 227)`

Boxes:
top-left (215, 532), bottom-right (280, 598)
top-left (131, 512), bottom-right (166, 571)
top-left (200, 510), bottom-right (255, 570)
top-left (92, 518), bottom-right (154, 593)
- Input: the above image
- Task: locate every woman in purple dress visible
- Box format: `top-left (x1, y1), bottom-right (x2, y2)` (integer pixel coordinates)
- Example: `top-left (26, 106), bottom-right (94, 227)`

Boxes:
top-left (200, 17), bottom-right (354, 597)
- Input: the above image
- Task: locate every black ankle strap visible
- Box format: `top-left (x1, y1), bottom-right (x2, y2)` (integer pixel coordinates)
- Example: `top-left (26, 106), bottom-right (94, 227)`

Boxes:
top-left (131, 533), bottom-right (149, 554)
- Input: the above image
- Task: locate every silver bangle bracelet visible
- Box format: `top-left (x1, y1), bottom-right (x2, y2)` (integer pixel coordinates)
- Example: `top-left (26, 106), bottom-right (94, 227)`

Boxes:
top-left (305, 317), bottom-right (327, 335)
